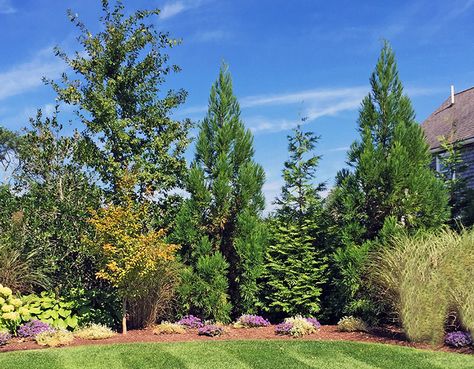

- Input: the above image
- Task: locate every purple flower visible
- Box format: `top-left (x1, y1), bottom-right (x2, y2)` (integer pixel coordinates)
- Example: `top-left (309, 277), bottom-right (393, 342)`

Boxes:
top-left (0, 332), bottom-right (11, 346)
top-left (236, 315), bottom-right (270, 327)
top-left (177, 315), bottom-right (203, 328)
top-left (275, 322), bottom-right (293, 335)
top-left (306, 317), bottom-right (321, 329)
top-left (198, 324), bottom-right (224, 337)
top-left (445, 331), bottom-right (473, 348)
top-left (17, 320), bottom-right (54, 338)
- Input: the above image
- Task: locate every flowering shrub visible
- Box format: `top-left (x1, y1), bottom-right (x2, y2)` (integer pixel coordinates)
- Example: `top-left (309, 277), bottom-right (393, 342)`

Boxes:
top-left (177, 315), bottom-right (203, 328)
top-left (0, 331), bottom-right (11, 346)
top-left (17, 320), bottom-right (54, 338)
top-left (306, 317), bottom-right (321, 329)
top-left (234, 315), bottom-right (270, 328)
top-left (275, 316), bottom-right (317, 337)
top-left (153, 322), bottom-right (186, 335)
top-left (445, 331), bottom-right (473, 348)
top-left (337, 316), bottom-right (368, 333)
top-left (0, 284), bottom-right (27, 333)
top-left (74, 324), bottom-right (115, 340)
top-left (198, 325), bottom-right (224, 337)
top-left (35, 329), bottom-right (74, 347)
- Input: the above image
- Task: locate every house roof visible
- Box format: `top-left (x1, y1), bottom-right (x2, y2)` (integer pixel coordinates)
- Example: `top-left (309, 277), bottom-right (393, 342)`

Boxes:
top-left (421, 87), bottom-right (474, 150)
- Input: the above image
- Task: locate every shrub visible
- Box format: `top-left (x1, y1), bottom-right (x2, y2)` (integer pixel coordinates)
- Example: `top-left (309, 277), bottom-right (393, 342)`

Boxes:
top-left (370, 228), bottom-right (474, 344)
top-left (337, 316), bottom-right (368, 332)
top-left (0, 331), bottom-right (11, 346)
top-left (177, 315), bottom-right (203, 328)
top-left (275, 316), bottom-right (316, 337)
top-left (35, 329), bottom-right (74, 347)
top-left (198, 325), bottom-right (224, 337)
top-left (17, 320), bottom-right (54, 338)
top-left (153, 322), bottom-right (186, 335)
top-left (84, 189), bottom-right (181, 331)
top-left (445, 331), bottom-right (473, 348)
top-left (74, 324), bottom-right (115, 340)
top-left (306, 317), bottom-right (321, 329)
top-left (234, 315), bottom-right (270, 328)
top-left (0, 284), bottom-right (27, 333)
top-left (21, 292), bottom-right (81, 330)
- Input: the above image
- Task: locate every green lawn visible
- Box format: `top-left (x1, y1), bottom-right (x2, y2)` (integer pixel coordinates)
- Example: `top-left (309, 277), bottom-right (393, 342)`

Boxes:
top-left (0, 340), bottom-right (473, 369)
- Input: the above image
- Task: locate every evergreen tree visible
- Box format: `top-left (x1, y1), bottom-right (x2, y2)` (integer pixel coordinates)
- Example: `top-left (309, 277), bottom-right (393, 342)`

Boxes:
top-left (328, 41), bottom-right (449, 319)
top-left (263, 125), bottom-right (328, 318)
top-left (173, 64), bottom-right (266, 320)
top-left (48, 0), bottom-right (191, 203)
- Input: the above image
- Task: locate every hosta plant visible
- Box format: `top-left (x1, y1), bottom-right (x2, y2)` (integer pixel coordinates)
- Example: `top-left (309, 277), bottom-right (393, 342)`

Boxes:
top-left (74, 324), bottom-right (115, 340)
top-left (35, 329), bottom-right (74, 347)
top-left (337, 316), bottom-right (368, 333)
top-left (445, 331), bottom-right (473, 348)
top-left (177, 315), bottom-right (203, 328)
top-left (198, 325), bottom-right (224, 337)
top-left (17, 320), bottom-right (54, 338)
top-left (234, 315), bottom-right (270, 328)
top-left (153, 322), bottom-right (186, 335)
top-left (21, 292), bottom-right (80, 330)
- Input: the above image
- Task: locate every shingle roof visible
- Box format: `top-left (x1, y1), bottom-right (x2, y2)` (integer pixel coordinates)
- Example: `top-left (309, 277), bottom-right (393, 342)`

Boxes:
top-left (421, 87), bottom-right (474, 150)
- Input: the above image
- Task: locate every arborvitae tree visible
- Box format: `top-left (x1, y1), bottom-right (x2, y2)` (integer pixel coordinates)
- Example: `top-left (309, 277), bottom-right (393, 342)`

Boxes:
top-left (173, 64), bottom-right (266, 320)
top-left (263, 125), bottom-right (328, 318)
top-left (48, 0), bottom-right (191, 203)
top-left (328, 41), bottom-right (449, 320)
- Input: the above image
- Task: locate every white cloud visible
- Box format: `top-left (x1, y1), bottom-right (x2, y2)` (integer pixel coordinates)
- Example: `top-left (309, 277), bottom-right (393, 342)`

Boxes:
top-left (159, 1), bottom-right (186, 19)
top-left (158, 0), bottom-right (212, 20)
top-left (0, 47), bottom-right (65, 102)
top-left (0, 0), bottom-right (15, 14)
top-left (193, 30), bottom-right (231, 42)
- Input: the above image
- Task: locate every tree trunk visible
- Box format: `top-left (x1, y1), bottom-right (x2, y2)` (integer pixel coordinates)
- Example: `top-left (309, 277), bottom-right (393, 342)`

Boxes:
top-left (122, 298), bottom-right (127, 335)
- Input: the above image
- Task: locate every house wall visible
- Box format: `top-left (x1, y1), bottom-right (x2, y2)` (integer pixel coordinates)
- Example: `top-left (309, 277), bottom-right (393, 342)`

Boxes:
top-left (460, 142), bottom-right (474, 189)
top-left (431, 142), bottom-right (474, 189)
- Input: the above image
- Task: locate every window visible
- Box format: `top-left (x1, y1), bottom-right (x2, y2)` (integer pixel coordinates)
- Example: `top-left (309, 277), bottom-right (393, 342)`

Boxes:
top-left (435, 152), bottom-right (456, 180)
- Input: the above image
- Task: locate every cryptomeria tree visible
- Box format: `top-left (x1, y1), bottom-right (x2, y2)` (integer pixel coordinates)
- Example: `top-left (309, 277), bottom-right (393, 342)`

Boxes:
top-left (328, 41), bottom-right (449, 319)
top-left (48, 0), bottom-right (191, 202)
top-left (174, 64), bottom-right (266, 320)
top-left (263, 125), bottom-right (328, 318)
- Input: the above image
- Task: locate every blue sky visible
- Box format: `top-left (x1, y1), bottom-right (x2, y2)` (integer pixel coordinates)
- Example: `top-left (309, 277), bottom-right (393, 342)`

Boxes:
top-left (1, 0), bottom-right (474, 210)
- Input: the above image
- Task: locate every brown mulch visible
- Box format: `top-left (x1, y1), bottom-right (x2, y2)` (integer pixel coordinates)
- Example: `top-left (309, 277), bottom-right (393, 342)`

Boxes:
top-left (1, 325), bottom-right (472, 355)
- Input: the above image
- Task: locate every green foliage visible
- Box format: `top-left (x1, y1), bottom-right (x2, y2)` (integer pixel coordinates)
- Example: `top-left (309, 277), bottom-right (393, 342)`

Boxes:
top-left (48, 0), bottom-right (191, 201)
top-left (173, 64), bottom-right (266, 319)
top-left (177, 237), bottom-right (232, 323)
top-left (21, 292), bottom-right (81, 331)
top-left (337, 316), bottom-right (368, 332)
top-left (74, 324), bottom-right (115, 340)
top-left (35, 329), bottom-right (74, 347)
top-left (264, 219), bottom-right (328, 318)
top-left (153, 322), bottom-right (186, 335)
top-left (0, 111), bottom-right (101, 293)
top-left (327, 41), bottom-right (449, 320)
top-left (263, 126), bottom-right (328, 319)
top-left (370, 228), bottom-right (474, 344)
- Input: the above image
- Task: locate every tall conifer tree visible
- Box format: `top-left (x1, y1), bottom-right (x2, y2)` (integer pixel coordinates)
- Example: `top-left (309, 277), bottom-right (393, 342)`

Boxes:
top-left (174, 64), bottom-right (266, 319)
top-left (263, 125), bottom-right (328, 318)
top-left (328, 41), bottom-right (449, 319)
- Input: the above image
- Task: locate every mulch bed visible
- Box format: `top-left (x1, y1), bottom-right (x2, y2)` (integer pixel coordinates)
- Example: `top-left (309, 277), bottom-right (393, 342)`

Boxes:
top-left (1, 325), bottom-right (472, 354)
